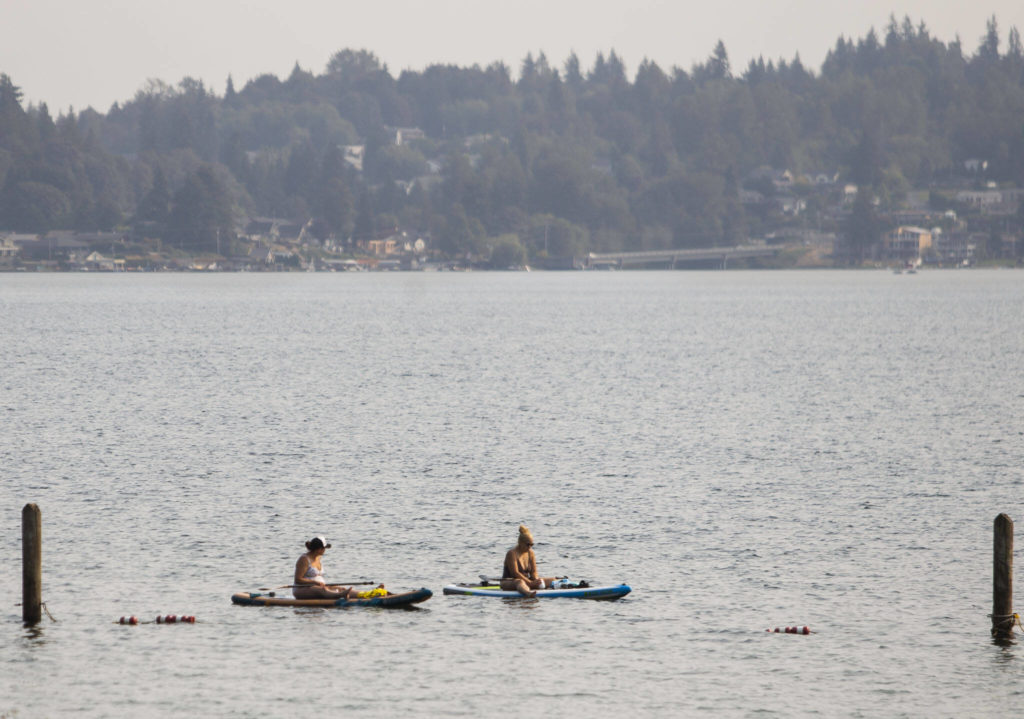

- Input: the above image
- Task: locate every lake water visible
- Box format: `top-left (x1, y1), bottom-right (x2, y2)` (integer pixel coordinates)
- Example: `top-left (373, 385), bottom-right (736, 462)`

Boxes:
top-left (2, 270), bottom-right (1023, 717)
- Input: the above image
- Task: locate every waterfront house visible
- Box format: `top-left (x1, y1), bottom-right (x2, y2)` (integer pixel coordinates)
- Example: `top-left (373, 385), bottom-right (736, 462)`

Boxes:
top-left (931, 231), bottom-right (977, 265)
top-left (84, 251), bottom-right (124, 271)
top-left (358, 235), bottom-right (398, 256)
top-left (0, 235), bottom-right (19, 269)
top-left (884, 226), bottom-right (932, 262)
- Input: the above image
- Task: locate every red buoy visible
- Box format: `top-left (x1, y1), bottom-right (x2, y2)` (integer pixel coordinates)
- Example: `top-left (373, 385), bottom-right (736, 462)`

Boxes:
top-left (129, 616), bottom-right (138, 625)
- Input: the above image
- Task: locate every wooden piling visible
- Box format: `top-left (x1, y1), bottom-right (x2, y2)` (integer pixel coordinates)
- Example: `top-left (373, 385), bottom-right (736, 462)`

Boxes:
top-left (22, 503), bottom-right (42, 624)
top-left (993, 513), bottom-right (1014, 640)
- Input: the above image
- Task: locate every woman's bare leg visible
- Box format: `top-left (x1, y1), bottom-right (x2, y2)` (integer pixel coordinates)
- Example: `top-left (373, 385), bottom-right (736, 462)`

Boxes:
top-left (500, 578), bottom-right (536, 597)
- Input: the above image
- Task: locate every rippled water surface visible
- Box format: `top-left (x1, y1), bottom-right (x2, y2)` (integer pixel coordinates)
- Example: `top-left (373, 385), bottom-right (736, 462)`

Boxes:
top-left (2, 270), bottom-right (1024, 717)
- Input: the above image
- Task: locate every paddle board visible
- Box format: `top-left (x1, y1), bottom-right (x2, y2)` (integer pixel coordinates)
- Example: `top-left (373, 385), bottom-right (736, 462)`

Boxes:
top-left (231, 588), bottom-right (432, 608)
top-left (442, 583), bottom-right (630, 600)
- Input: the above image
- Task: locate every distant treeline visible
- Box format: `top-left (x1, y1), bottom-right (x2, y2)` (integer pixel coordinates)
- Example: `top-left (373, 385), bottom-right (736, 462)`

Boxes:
top-left (1, 15), bottom-right (1023, 258)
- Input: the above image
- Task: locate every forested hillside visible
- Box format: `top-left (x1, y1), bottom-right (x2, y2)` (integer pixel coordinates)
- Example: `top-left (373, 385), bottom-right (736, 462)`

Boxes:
top-left (1, 15), bottom-right (1023, 261)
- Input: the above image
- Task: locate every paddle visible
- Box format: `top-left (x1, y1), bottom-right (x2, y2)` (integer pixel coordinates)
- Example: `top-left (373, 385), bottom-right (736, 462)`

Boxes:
top-left (473, 577), bottom-right (589, 589)
top-left (477, 574), bottom-right (578, 586)
top-left (257, 581), bottom-right (377, 591)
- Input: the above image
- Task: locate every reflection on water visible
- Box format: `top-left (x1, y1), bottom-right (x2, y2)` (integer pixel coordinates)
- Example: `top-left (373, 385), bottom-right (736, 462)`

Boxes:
top-left (2, 271), bottom-right (1024, 716)
top-left (991, 637), bottom-right (1018, 654)
top-left (20, 625), bottom-right (48, 646)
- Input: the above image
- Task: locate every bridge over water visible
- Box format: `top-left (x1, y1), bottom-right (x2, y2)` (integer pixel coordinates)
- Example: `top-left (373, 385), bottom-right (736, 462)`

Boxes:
top-left (586, 244), bottom-right (778, 269)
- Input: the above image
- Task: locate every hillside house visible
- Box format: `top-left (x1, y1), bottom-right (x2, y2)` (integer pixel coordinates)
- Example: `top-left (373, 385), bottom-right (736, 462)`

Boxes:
top-left (963, 158), bottom-right (988, 173)
top-left (776, 196), bottom-right (806, 216)
top-left (955, 189), bottom-right (1003, 211)
top-left (932, 231), bottom-right (977, 264)
top-left (342, 145), bottom-right (364, 171)
top-left (393, 127), bottom-right (425, 145)
top-left (884, 226), bottom-right (932, 261)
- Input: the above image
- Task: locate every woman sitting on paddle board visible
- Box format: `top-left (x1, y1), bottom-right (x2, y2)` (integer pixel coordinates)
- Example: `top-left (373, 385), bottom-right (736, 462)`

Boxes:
top-left (293, 536), bottom-right (367, 600)
top-left (500, 525), bottom-right (555, 597)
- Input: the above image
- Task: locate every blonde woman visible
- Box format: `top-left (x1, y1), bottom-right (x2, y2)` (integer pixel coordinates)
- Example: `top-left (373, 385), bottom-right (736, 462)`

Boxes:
top-left (499, 525), bottom-right (554, 597)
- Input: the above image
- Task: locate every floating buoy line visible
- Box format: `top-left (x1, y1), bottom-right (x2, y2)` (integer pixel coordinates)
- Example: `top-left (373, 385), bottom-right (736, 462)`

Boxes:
top-left (117, 614), bottom-right (197, 625)
top-left (767, 626), bottom-right (811, 635)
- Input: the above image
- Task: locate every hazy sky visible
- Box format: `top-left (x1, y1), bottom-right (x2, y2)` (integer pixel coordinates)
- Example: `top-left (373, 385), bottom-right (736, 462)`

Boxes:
top-left (2, 0), bottom-right (1022, 112)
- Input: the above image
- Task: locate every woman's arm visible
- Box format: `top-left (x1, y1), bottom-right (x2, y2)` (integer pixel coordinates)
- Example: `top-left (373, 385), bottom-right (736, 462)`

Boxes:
top-left (295, 556), bottom-right (309, 585)
top-left (527, 550), bottom-right (539, 581)
top-left (295, 555), bottom-right (325, 586)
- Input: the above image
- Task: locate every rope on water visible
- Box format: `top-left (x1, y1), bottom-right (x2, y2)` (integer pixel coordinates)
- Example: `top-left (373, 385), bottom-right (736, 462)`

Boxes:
top-left (988, 611), bottom-right (1020, 636)
top-left (12, 602), bottom-right (58, 622)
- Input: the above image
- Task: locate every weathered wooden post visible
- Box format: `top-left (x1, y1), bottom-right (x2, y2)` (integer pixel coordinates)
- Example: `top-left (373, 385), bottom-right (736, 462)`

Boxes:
top-left (992, 513), bottom-right (1014, 640)
top-left (22, 503), bottom-right (42, 624)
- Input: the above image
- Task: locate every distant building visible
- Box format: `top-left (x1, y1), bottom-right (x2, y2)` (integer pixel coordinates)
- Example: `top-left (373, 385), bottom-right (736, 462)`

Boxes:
top-left (358, 236), bottom-right (398, 256)
top-left (0, 235), bottom-right (19, 269)
top-left (884, 226), bottom-right (932, 261)
top-left (84, 251), bottom-right (124, 271)
top-left (955, 189), bottom-right (1003, 211)
top-left (341, 145), bottom-right (364, 171)
top-left (393, 127), bottom-right (425, 145)
top-left (891, 210), bottom-right (937, 226)
top-left (932, 231), bottom-right (977, 265)
top-left (13, 233), bottom-right (87, 261)
top-left (70, 231), bottom-right (127, 247)
top-left (776, 196), bottom-right (806, 216)
top-left (963, 158), bottom-right (988, 173)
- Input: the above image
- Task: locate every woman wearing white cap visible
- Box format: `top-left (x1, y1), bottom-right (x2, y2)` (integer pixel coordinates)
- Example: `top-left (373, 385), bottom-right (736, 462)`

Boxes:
top-left (293, 536), bottom-right (363, 599)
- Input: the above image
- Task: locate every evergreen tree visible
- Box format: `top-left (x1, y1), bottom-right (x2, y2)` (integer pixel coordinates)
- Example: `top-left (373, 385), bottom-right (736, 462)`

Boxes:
top-left (137, 166), bottom-right (171, 225)
top-left (843, 188), bottom-right (878, 264)
top-left (978, 16), bottom-right (1000, 63)
top-left (353, 188), bottom-right (374, 242)
top-left (167, 165), bottom-right (233, 253)
top-left (564, 52), bottom-right (583, 88)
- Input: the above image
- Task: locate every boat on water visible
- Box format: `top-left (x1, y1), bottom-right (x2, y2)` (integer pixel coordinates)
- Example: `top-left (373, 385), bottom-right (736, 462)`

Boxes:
top-left (231, 587), bottom-right (432, 608)
top-left (442, 583), bottom-right (630, 600)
